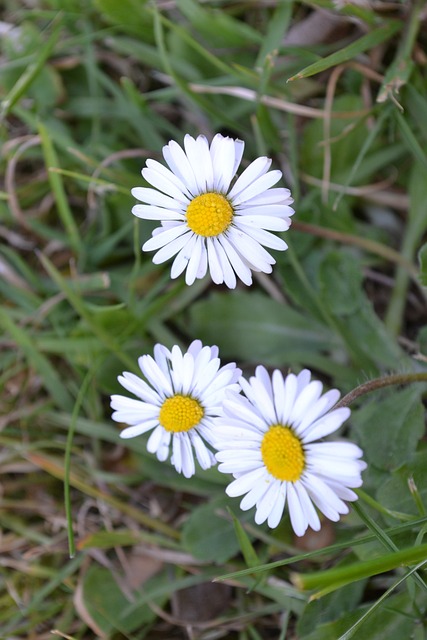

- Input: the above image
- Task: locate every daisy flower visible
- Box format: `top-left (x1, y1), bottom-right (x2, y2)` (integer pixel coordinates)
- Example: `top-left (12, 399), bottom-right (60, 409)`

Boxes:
top-left (110, 340), bottom-right (241, 478)
top-left (214, 367), bottom-right (366, 536)
top-left (131, 133), bottom-right (294, 288)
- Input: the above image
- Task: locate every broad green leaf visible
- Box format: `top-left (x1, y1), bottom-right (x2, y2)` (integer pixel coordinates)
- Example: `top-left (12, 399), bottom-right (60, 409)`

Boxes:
top-left (299, 592), bottom-right (418, 640)
top-left (418, 242), bottom-right (427, 286)
top-left (319, 252), bottom-right (363, 316)
top-left (80, 564), bottom-right (163, 635)
top-left (351, 386), bottom-right (425, 472)
top-left (297, 580), bottom-right (365, 637)
top-left (188, 291), bottom-right (340, 366)
top-left (377, 449), bottom-right (427, 516)
top-left (182, 496), bottom-right (252, 563)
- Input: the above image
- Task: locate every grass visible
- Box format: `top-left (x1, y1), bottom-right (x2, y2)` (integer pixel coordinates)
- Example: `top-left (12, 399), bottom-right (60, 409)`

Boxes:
top-left (1, 1), bottom-right (427, 638)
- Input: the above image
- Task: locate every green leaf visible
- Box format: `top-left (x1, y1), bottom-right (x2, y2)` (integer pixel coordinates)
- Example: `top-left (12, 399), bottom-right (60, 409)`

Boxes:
top-left (288, 20), bottom-right (402, 81)
top-left (228, 508), bottom-right (260, 569)
top-left (293, 542), bottom-right (427, 594)
top-left (319, 252), bottom-right (364, 316)
top-left (94, 0), bottom-right (154, 39)
top-left (80, 565), bottom-right (162, 635)
top-left (351, 386), bottom-right (425, 472)
top-left (182, 496), bottom-right (252, 563)
top-left (177, 0), bottom-right (261, 47)
top-left (297, 580), bottom-right (365, 637)
top-left (418, 242), bottom-right (427, 285)
top-left (188, 291), bottom-right (340, 367)
top-left (378, 450), bottom-right (427, 516)
top-left (0, 310), bottom-right (74, 411)
top-left (299, 592), bottom-right (418, 640)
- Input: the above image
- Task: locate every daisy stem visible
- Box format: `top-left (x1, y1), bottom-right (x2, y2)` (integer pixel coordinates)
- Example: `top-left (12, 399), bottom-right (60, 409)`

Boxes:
top-left (335, 372), bottom-right (427, 408)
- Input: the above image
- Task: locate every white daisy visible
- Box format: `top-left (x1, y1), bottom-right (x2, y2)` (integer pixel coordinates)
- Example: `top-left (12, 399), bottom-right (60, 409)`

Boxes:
top-left (110, 340), bottom-right (241, 478)
top-left (214, 367), bottom-right (366, 536)
top-left (131, 133), bottom-right (294, 288)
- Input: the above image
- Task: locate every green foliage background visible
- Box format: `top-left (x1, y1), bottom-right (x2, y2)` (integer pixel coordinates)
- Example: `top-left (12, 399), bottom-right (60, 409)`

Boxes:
top-left (1, 0), bottom-right (427, 638)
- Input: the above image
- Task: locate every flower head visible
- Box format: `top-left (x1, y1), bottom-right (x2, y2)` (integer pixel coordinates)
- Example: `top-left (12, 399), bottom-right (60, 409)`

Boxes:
top-left (110, 340), bottom-right (241, 478)
top-left (132, 133), bottom-right (294, 288)
top-left (214, 367), bottom-right (366, 536)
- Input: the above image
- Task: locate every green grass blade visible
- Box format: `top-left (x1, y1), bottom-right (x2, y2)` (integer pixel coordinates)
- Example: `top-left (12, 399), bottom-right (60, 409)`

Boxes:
top-left (288, 20), bottom-right (401, 81)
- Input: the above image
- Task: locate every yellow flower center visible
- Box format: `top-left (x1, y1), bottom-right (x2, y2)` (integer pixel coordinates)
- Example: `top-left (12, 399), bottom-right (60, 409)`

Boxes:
top-left (261, 425), bottom-right (305, 482)
top-left (159, 394), bottom-right (204, 433)
top-left (186, 193), bottom-right (233, 237)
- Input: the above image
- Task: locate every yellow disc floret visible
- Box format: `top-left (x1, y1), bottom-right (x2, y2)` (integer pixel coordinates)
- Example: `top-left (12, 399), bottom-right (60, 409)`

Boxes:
top-left (159, 394), bottom-right (204, 433)
top-left (261, 425), bottom-right (305, 482)
top-left (186, 193), bottom-right (233, 237)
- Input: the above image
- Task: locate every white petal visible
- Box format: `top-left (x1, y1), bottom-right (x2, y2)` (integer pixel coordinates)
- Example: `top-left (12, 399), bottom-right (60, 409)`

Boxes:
top-left (287, 482), bottom-right (309, 537)
top-left (240, 375), bottom-right (276, 423)
top-left (131, 186), bottom-right (185, 212)
top-left (296, 389), bottom-right (341, 437)
top-left (180, 432), bottom-right (196, 478)
top-left (206, 237), bottom-right (225, 284)
top-left (218, 458), bottom-right (264, 474)
top-left (235, 215), bottom-right (290, 231)
top-left (210, 135), bottom-right (241, 193)
top-left (190, 430), bottom-right (215, 469)
top-left (132, 204), bottom-right (185, 221)
top-left (303, 407), bottom-right (351, 442)
top-left (116, 373), bottom-right (161, 404)
top-left (153, 344), bottom-right (172, 376)
top-left (147, 424), bottom-right (165, 454)
top-left (156, 431), bottom-right (171, 461)
top-left (239, 473), bottom-right (271, 510)
top-left (152, 230), bottom-right (191, 264)
top-left (216, 449), bottom-right (262, 463)
top-left (228, 157), bottom-right (272, 200)
top-left (142, 167), bottom-right (190, 203)
top-left (232, 169), bottom-right (282, 205)
top-left (163, 139), bottom-right (199, 195)
top-left (237, 204), bottom-right (294, 219)
top-left (184, 134), bottom-right (214, 192)
top-left (243, 187), bottom-right (293, 207)
top-left (267, 484), bottom-right (287, 528)
top-left (143, 224), bottom-right (190, 252)
top-left (111, 406), bottom-right (159, 424)
top-left (138, 354), bottom-right (174, 396)
top-left (289, 381), bottom-right (323, 427)
top-left (145, 158), bottom-right (192, 198)
top-left (119, 419), bottom-right (159, 439)
top-left (302, 474), bottom-right (348, 520)
top-left (224, 467), bottom-right (267, 497)
top-left (296, 369), bottom-right (312, 393)
top-left (234, 223), bottom-right (288, 251)
top-left (212, 237), bottom-right (237, 288)
top-left (170, 233), bottom-right (198, 279)
top-left (217, 235), bottom-right (253, 286)
top-left (185, 236), bottom-right (205, 285)
top-left (226, 227), bottom-right (275, 270)
top-left (294, 482), bottom-right (321, 532)
top-left (255, 480), bottom-right (281, 524)
top-left (172, 433), bottom-right (182, 473)
top-left (306, 441), bottom-right (363, 460)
